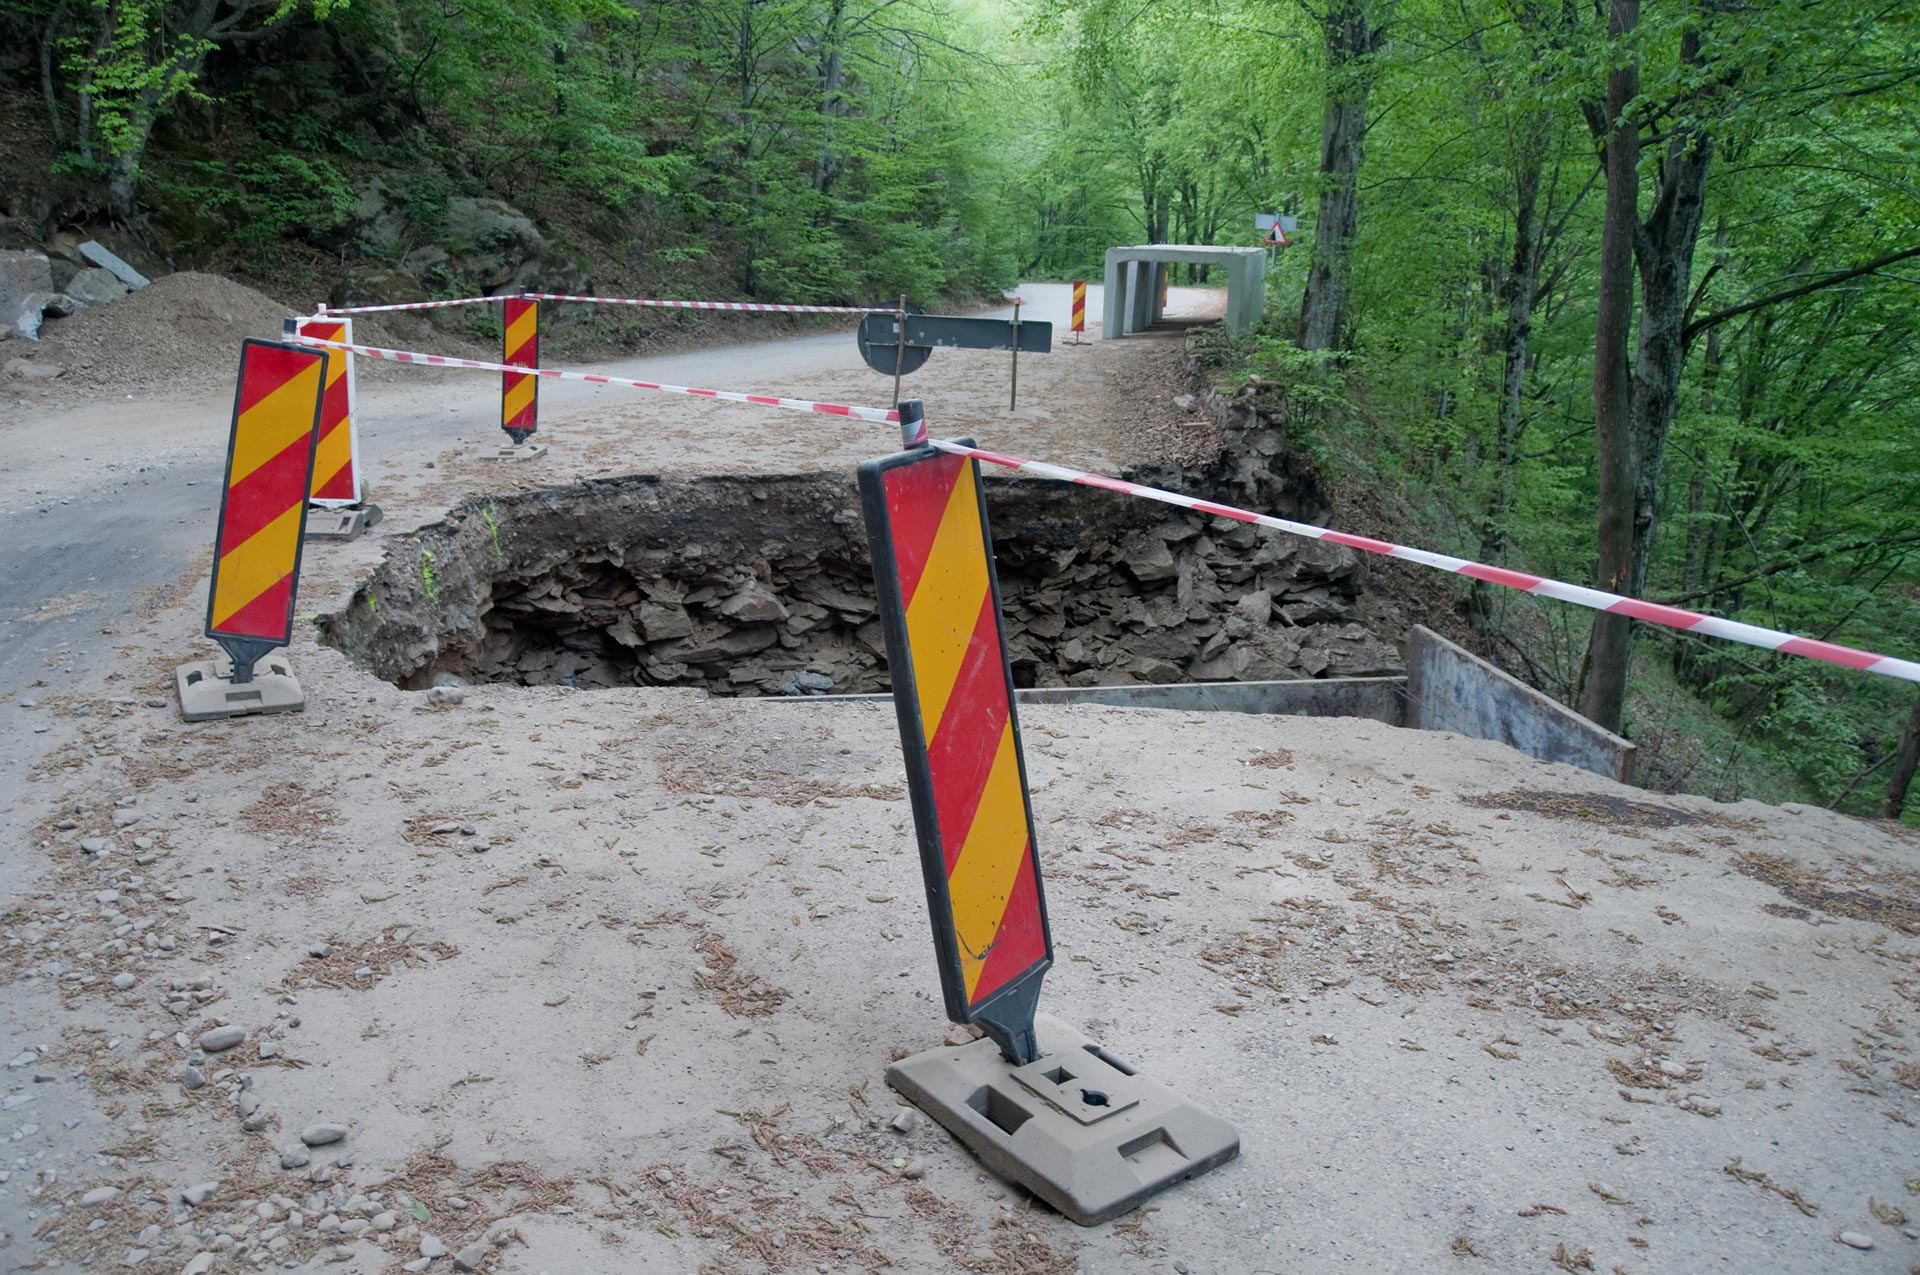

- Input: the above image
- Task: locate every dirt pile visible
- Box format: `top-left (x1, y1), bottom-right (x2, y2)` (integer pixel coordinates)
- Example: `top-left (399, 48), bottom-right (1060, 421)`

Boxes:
top-left (319, 473), bottom-right (1402, 696)
top-left (3, 271), bottom-right (294, 403)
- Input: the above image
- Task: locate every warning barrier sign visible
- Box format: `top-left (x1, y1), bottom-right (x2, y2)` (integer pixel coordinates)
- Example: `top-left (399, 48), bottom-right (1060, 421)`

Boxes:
top-left (206, 340), bottom-right (326, 649)
top-left (859, 443), bottom-right (1052, 1065)
top-left (1070, 280), bottom-right (1086, 334)
top-left (501, 296), bottom-right (539, 440)
top-left (291, 316), bottom-right (361, 506)
top-left (176, 339), bottom-right (326, 721)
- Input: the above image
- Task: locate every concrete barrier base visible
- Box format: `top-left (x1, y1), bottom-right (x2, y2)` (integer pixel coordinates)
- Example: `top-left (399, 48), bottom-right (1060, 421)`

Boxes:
top-left (304, 503), bottom-right (383, 543)
top-left (486, 442), bottom-right (548, 462)
top-left (174, 655), bottom-right (306, 722)
top-left (886, 1013), bottom-right (1239, 1226)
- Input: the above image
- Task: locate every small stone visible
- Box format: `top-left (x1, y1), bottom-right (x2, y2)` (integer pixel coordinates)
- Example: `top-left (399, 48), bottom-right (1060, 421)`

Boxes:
top-left (453, 1242), bottom-right (487, 1270)
top-left (280, 1147), bottom-right (311, 1170)
top-left (242, 1113), bottom-right (269, 1132)
top-left (7, 1050), bottom-right (36, 1069)
top-left (180, 1182), bottom-right (219, 1206)
top-left (112, 972), bottom-right (137, 990)
top-left (301, 1123), bottom-right (348, 1147)
top-left (903, 1159), bottom-right (927, 1180)
top-left (237, 1091), bottom-right (261, 1118)
top-left (80, 837), bottom-right (110, 855)
top-left (182, 1255), bottom-right (216, 1275)
top-left (197, 1026), bottom-right (246, 1053)
top-left (653, 1169), bottom-right (674, 1185)
top-left (403, 1261), bottom-right (432, 1273)
top-left (353, 966), bottom-right (373, 981)
top-left (426, 686), bottom-right (464, 706)
top-left (1838, 1231), bottom-right (1873, 1251)
top-left (80, 1186), bottom-right (121, 1205)
top-left (371, 1211), bottom-right (397, 1232)
top-left (257, 1040), bottom-right (279, 1059)
top-left (122, 1248), bottom-right (149, 1266)
top-left (1658, 1059), bottom-right (1689, 1078)
top-left (112, 810), bottom-right (141, 828)
top-left (889, 1109), bottom-right (918, 1134)
top-left (420, 1234), bottom-right (447, 1259)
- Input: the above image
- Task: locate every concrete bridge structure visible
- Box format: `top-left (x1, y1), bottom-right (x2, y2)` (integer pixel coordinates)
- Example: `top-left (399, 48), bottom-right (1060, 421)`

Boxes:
top-left (1102, 244), bottom-right (1266, 337)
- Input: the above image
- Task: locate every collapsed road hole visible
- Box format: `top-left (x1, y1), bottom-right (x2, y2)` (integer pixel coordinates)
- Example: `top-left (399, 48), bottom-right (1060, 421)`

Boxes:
top-left (319, 473), bottom-right (1403, 698)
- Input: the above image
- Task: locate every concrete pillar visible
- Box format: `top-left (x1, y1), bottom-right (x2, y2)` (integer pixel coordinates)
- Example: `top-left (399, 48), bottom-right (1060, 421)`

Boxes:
top-left (1223, 254), bottom-right (1265, 332)
top-left (1128, 261), bottom-right (1153, 333)
top-left (1101, 249), bottom-right (1125, 339)
top-left (1149, 263), bottom-right (1167, 325)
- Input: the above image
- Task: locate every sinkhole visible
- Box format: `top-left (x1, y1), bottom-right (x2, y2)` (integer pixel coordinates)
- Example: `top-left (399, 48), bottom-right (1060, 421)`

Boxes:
top-left (318, 474), bottom-right (1402, 697)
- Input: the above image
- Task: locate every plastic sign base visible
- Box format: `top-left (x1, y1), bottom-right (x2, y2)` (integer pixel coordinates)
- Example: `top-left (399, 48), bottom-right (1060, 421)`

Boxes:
top-left (174, 655), bottom-right (306, 722)
top-left (304, 503), bottom-right (383, 543)
top-left (486, 441), bottom-right (547, 462)
top-left (886, 1014), bottom-right (1238, 1226)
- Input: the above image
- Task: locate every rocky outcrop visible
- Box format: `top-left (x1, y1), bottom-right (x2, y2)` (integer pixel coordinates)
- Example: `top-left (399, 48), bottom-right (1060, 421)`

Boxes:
top-left (340, 180), bottom-right (589, 303)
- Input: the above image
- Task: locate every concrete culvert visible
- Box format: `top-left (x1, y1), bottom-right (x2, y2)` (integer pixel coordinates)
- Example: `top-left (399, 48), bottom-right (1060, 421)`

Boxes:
top-left (318, 473), bottom-right (1403, 697)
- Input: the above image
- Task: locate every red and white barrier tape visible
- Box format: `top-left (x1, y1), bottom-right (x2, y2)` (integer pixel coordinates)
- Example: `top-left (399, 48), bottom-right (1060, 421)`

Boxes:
top-left (315, 296), bottom-right (501, 316)
top-left (928, 440), bottom-right (1920, 686)
top-left (522, 292), bottom-right (893, 315)
top-left (315, 293), bottom-right (895, 318)
top-left (289, 336), bottom-right (900, 425)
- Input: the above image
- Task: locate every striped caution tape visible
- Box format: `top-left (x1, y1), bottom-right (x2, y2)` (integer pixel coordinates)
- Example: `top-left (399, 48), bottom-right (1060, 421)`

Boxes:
top-left (317, 293), bottom-right (898, 317)
top-left (315, 296), bottom-right (502, 316)
top-left (926, 439), bottom-right (1920, 686)
top-left (289, 335), bottom-right (901, 425)
top-left (522, 292), bottom-right (896, 315)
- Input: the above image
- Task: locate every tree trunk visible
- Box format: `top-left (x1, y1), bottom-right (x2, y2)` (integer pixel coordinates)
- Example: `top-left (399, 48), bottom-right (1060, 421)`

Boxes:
top-left (1625, 112), bottom-right (1712, 596)
top-left (1577, 0), bottom-right (1640, 732)
top-left (1471, 128), bottom-right (1545, 626)
top-left (1886, 693), bottom-right (1920, 821)
top-left (812, 0), bottom-right (845, 193)
top-left (1299, 0), bottom-right (1387, 353)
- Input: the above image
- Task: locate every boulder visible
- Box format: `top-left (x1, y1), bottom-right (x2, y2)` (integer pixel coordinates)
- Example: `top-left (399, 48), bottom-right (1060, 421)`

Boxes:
top-left (0, 252), bottom-right (53, 338)
top-left (347, 177), bottom-right (407, 257)
top-left (1121, 532), bottom-right (1177, 582)
top-left (65, 267), bottom-right (128, 306)
top-left (76, 239), bottom-right (151, 290)
top-left (444, 196), bottom-right (545, 289)
top-left (328, 264), bottom-right (428, 310)
top-left (80, 229), bottom-right (162, 281)
top-left (509, 248), bottom-right (592, 297)
top-left (718, 581), bottom-right (788, 623)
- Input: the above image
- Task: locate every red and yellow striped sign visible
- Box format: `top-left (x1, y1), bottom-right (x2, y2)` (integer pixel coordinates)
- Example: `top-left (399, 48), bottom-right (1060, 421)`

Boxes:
top-left (860, 448), bottom-right (1051, 1026)
top-left (1070, 280), bottom-right (1086, 333)
top-left (205, 340), bottom-right (326, 645)
top-left (293, 317), bottom-right (359, 504)
top-left (501, 296), bottom-right (538, 434)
